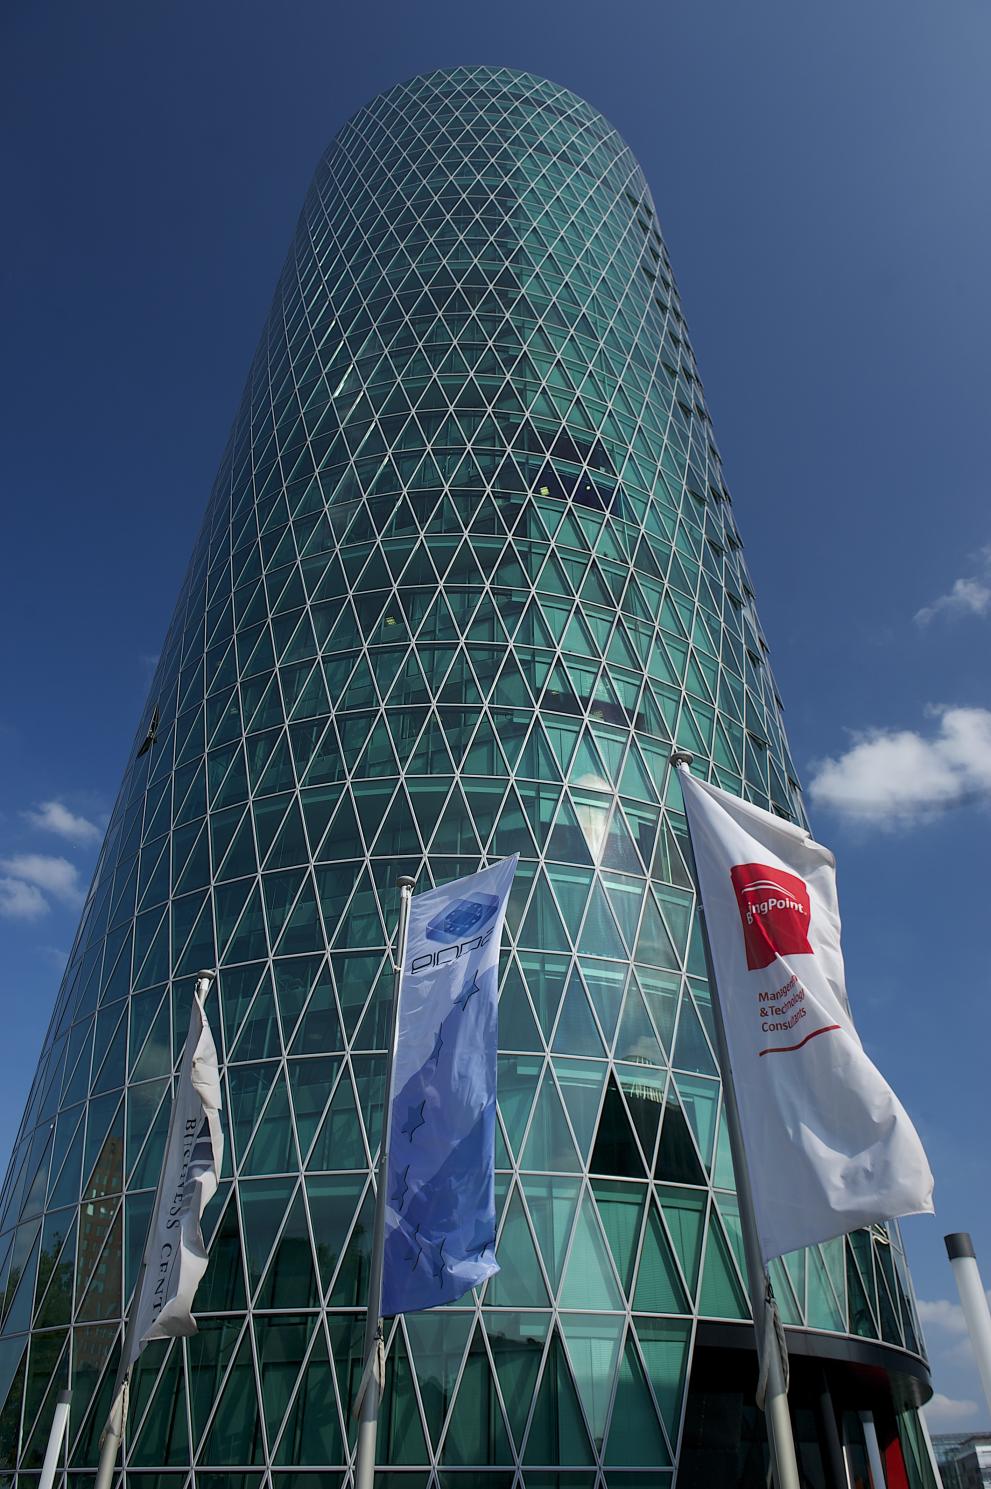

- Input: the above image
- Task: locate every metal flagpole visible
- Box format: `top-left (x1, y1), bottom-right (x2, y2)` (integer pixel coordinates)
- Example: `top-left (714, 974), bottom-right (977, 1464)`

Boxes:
top-left (859, 1412), bottom-right (886, 1489)
top-left (670, 753), bottom-right (801, 1489)
top-left (38, 1388), bottom-right (71, 1489)
top-left (353, 875), bottom-right (416, 1489)
top-left (93, 970), bottom-right (217, 1489)
top-left (945, 1232), bottom-right (991, 1420)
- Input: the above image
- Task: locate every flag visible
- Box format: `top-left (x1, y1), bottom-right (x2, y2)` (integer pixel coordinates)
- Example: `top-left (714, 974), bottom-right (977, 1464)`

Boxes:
top-left (676, 768), bottom-right (933, 1262)
top-left (125, 974), bottom-right (224, 1364)
top-left (381, 856), bottom-right (518, 1315)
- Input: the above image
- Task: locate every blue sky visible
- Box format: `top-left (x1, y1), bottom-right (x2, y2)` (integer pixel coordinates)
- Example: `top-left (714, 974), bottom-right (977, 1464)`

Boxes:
top-left (3, 0), bottom-right (989, 1431)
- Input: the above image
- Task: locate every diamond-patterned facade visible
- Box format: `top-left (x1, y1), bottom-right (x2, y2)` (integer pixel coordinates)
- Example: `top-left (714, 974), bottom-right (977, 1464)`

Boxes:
top-left (0, 66), bottom-right (933, 1487)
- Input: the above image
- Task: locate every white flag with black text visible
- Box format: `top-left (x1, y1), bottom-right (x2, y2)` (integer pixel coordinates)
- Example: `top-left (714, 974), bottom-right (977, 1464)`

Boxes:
top-left (125, 975), bottom-right (224, 1363)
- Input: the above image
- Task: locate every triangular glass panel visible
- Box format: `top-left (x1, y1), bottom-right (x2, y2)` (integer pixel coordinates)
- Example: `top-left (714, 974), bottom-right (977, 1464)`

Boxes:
top-left (128, 1338), bottom-right (189, 1467)
top-left (654, 1090), bottom-right (706, 1186)
top-left (494, 1053), bottom-right (540, 1160)
top-left (846, 1241), bottom-right (879, 1339)
top-left (673, 1074), bottom-right (719, 1171)
top-left (518, 872), bottom-right (570, 954)
top-left (486, 1183), bottom-right (548, 1306)
top-left (328, 1181), bottom-right (374, 1308)
top-left (305, 1174), bottom-right (365, 1297)
top-left (553, 1058), bottom-right (606, 1162)
top-left (546, 793), bottom-right (594, 867)
top-left (274, 1322), bottom-right (345, 1466)
top-left (403, 1310), bottom-right (473, 1452)
top-left (698, 1215), bottom-right (749, 1321)
top-left (195, 1188), bottom-right (247, 1313)
top-left (657, 1185), bottom-right (707, 1299)
top-left (560, 1189), bottom-right (623, 1311)
top-left (243, 1069), bottom-right (297, 1175)
top-left (496, 961), bottom-right (542, 1051)
top-left (486, 1311), bottom-right (549, 1453)
top-left (439, 1321), bottom-right (512, 1465)
top-left (285, 1054), bottom-right (338, 1158)
top-left (265, 798), bottom-right (309, 870)
top-left (672, 993), bottom-right (717, 1076)
top-left (552, 973), bottom-right (603, 1056)
top-left (635, 892), bottom-right (679, 970)
top-left (806, 1245), bottom-right (846, 1333)
top-left (633, 1201), bottom-right (691, 1314)
top-left (255, 1314), bottom-right (316, 1447)
top-left (520, 1175), bottom-right (581, 1295)
top-left (522, 1328), bottom-right (594, 1466)
top-left (240, 1176), bottom-right (296, 1297)
top-left (591, 1074), bottom-right (648, 1179)
top-left (520, 1068), bottom-right (580, 1173)
top-left (638, 968), bottom-right (680, 1054)
top-left (231, 972), bottom-right (283, 1062)
top-left (614, 981), bottom-right (664, 1064)
top-left (590, 1175), bottom-right (646, 1299)
top-left (517, 949), bottom-right (568, 1040)
top-left (603, 1330), bottom-right (671, 1467)
top-left (576, 878), bottom-right (626, 958)
top-left (560, 1312), bottom-right (625, 1451)
top-left (515, 718), bottom-right (562, 781)
top-left (290, 962), bottom-right (343, 1056)
top-left (635, 1318), bottom-right (691, 1444)
top-left (308, 1067), bottom-right (366, 1171)
top-left (198, 1326), bottom-right (264, 1465)
top-left (580, 960), bottom-right (625, 1047)
top-left (256, 1187), bottom-right (320, 1308)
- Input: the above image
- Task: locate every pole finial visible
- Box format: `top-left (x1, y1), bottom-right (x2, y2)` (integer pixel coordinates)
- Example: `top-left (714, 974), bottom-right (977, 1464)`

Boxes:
top-left (397, 875), bottom-right (416, 891)
top-left (195, 969), bottom-right (217, 998)
top-left (670, 750), bottom-right (694, 770)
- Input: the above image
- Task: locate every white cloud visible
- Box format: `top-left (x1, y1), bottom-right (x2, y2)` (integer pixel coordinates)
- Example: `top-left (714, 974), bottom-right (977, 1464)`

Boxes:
top-left (23, 799), bottom-right (101, 846)
top-left (942, 1334), bottom-right (988, 1370)
top-left (0, 854), bottom-right (83, 907)
top-left (916, 547), bottom-right (991, 626)
top-left (924, 1392), bottom-right (982, 1429)
top-left (0, 876), bottom-right (48, 920)
top-left (916, 577), bottom-right (991, 627)
top-left (917, 1296), bottom-right (968, 1335)
top-left (808, 706), bottom-right (991, 825)
top-left (916, 1292), bottom-right (991, 1370)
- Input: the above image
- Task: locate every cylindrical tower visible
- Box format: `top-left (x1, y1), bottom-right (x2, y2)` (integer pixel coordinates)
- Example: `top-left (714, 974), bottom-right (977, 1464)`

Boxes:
top-left (0, 66), bottom-right (934, 1486)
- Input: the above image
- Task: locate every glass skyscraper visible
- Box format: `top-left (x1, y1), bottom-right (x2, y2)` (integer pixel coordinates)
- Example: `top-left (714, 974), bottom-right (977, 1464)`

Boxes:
top-left (0, 66), bottom-right (936, 1487)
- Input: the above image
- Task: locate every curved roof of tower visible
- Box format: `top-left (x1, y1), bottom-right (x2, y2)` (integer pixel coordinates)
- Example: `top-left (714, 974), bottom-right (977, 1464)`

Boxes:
top-left (323, 63), bottom-right (632, 168)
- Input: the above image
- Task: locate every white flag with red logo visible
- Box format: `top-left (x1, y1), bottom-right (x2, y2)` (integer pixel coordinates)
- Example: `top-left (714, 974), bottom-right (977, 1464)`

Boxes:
top-left (677, 767), bottom-right (933, 1262)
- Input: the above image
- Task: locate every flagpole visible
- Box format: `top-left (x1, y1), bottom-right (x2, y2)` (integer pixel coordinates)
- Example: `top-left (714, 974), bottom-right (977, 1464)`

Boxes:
top-left (670, 754), bottom-right (801, 1489)
top-left (93, 969), bottom-right (217, 1489)
top-left (38, 1388), bottom-right (71, 1489)
top-left (353, 875), bottom-right (416, 1489)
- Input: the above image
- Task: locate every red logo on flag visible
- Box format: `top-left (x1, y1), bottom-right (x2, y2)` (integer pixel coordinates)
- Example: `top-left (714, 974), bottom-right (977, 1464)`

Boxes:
top-left (730, 862), bottom-right (812, 971)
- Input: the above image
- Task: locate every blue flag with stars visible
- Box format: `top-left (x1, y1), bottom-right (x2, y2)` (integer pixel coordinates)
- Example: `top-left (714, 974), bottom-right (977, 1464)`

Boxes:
top-left (380, 856), bottom-right (518, 1315)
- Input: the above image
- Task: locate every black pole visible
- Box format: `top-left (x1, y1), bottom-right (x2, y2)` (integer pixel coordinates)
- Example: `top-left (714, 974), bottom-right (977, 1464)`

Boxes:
top-left (816, 1367), bottom-right (847, 1489)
